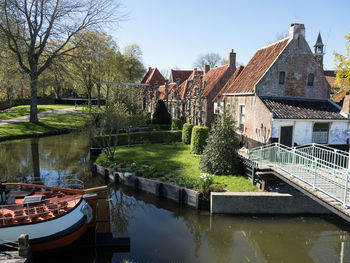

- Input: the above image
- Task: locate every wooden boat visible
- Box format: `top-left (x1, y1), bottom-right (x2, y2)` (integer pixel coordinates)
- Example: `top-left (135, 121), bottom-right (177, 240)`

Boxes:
top-left (0, 182), bottom-right (106, 252)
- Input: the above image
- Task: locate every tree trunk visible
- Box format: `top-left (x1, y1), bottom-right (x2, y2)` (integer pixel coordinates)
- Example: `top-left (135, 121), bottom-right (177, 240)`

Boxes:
top-left (30, 70), bottom-right (39, 124)
top-left (87, 87), bottom-right (92, 110)
top-left (31, 138), bottom-right (41, 182)
top-left (97, 83), bottom-right (101, 108)
top-left (106, 85), bottom-right (110, 109)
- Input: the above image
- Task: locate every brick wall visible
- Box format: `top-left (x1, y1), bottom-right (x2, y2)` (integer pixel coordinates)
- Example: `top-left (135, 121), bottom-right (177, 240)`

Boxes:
top-left (257, 37), bottom-right (329, 99)
top-left (225, 95), bottom-right (272, 149)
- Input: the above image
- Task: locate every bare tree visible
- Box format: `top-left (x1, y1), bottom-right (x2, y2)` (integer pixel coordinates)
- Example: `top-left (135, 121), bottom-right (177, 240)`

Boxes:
top-left (266, 31), bottom-right (289, 45)
top-left (193, 53), bottom-right (222, 70)
top-left (0, 0), bottom-right (124, 123)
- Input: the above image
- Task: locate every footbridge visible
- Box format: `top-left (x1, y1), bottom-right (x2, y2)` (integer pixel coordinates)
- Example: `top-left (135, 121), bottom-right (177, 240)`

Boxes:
top-left (248, 143), bottom-right (350, 222)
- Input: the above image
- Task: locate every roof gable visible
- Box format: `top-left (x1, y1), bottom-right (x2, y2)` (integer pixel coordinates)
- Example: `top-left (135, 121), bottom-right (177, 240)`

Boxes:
top-left (202, 65), bottom-right (230, 96)
top-left (141, 68), bottom-right (165, 85)
top-left (170, 70), bottom-right (194, 85)
top-left (216, 65), bottom-right (244, 99)
top-left (223, 38), bottom-right (289, 94)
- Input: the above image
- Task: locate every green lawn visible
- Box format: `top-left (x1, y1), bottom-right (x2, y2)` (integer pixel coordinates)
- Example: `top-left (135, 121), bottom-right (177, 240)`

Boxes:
top-left (0, 104), bottom-right (74, 121)
top-left (96, 143), bottom-right (257, 192)
top-left (0, 113), bottom-right (88, 139)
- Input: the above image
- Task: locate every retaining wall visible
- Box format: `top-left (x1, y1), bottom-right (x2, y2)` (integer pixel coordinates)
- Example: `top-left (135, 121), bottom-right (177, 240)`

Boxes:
top-left (94, 164), bottom-right (201, 209)
top-left (211, 192), bottom-right (331, 214)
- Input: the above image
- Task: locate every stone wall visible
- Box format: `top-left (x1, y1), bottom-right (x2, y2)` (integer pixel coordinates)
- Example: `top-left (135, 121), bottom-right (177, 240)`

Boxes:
top-left (211, 192), bottom-right (331, 214)
top-left (256, 36), bottom-right (329, 99)
top-left (225, 95), bottom-right (272, 149)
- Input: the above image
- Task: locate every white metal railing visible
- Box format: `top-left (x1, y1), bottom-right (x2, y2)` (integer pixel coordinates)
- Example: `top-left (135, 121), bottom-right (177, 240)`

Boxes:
top-left (0, 195), bottom-right (80, 227)
top-left (249, 143), bottom-right (350, 207)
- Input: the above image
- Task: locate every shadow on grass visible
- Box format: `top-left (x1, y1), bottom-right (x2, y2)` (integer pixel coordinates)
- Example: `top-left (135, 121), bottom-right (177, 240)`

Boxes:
top-left (115, 143), bottom-right (201, 177)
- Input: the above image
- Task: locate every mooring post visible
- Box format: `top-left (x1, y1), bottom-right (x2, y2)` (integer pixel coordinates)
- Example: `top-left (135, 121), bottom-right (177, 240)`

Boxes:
top-left (18, 234), bottom-right (31, 258)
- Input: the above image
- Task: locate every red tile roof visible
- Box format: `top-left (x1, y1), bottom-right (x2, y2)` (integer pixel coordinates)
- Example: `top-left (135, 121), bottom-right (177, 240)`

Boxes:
top-left (170, 70), bottom-right (194, 85)
top-left (333, 90), bottom-right (347, 104)
top-left (202, 65), bottom-right (229, 96)
top-left (223, 38), bottom-right (289, 94)
top-left (158, 83), bottom-right (177, 100)
top-left (179, 70), bottom-right (203, 99)
top-left (324, 70), bottom-right (337, 88)
top-left (214, 65), bottom-right (244, 100)
top-left (141, 68), bottom-right (165, 86)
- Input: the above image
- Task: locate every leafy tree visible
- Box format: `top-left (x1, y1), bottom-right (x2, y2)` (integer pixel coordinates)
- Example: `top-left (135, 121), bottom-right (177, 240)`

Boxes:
top-left (152, 100), bottom-right (171, 125)
top-left (334, 32), bottom-right (350, 89)
top-left (0, 38), bottom-right (28, 102)
top-left (193, 53), bottom-right (222, 70)
top-left (0, 0), bottom-right (123, 123)
top-left (199, 111), bottom-right (240, 175)
top-left (89, 102), bottom-right (129, 161)
top-left (122, 44), bottom-right (146, 82)
top-left (72, 30), bottom-right (117, 109)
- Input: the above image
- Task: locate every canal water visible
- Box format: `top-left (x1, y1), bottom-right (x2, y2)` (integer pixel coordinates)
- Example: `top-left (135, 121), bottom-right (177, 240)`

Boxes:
top-left (1, 133), bottom-right (350, 262)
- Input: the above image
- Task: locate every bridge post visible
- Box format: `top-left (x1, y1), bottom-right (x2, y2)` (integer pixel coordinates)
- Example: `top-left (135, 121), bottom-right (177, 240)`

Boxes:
top-left (313, 158), bottom-right (318, 190)
top-left (344, 171), bottom-right (349, 207)
top-left (259, 146), bottom-right (263, 167)
top-left (291, 149), bottom-right (295, 177)
top-left (333, 150), bottom-right (337, 177)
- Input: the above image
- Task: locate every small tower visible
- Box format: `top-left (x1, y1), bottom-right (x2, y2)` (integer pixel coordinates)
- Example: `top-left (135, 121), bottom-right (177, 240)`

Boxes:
top-left (314, 32), bottom-right (325, 68)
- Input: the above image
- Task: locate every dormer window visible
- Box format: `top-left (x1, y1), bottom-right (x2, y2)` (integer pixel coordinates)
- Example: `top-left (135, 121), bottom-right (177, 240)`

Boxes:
top-left (279, 71), bottom-right (285, 84)
top-left (307, 73), bottom-right (314, 86)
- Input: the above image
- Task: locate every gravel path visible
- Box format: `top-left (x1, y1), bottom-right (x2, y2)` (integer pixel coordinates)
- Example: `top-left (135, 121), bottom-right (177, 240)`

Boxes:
top-left (0, 108), bottom-right (76, 126)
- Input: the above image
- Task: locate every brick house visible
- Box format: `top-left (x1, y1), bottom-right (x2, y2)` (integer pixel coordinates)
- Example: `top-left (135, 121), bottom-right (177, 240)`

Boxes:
top-left (218, 23), bottom-right (350, 149)
top-left (140, 67), bottom-right (166, 113)
top-left (177, 50), bottom-right (238, 126)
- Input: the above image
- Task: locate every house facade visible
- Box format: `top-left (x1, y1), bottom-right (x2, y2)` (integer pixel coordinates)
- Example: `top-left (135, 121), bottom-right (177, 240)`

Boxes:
top-left (219, 23), bottom-right (350, 149)
top-left (140, 67), bottom-right (166, 114)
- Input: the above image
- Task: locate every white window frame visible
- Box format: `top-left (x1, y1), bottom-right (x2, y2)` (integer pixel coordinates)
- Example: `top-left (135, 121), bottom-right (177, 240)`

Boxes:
top-left (239, 104), bottom-right (245, 133)
top-left (312, 122), bottom-right (330, 144)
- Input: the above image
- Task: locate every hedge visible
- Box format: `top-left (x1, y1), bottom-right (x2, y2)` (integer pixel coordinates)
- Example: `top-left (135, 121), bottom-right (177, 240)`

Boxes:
top-left (182, 123), bottom-right (194, 144)
top-left (190, 126), bottom-right (209, 154)
top-left (92, 130), bottom-right (182, 147)
top-left (152, 100), bottom-right (172, 125)
top-left (171, 118), bottom-right (183, 130)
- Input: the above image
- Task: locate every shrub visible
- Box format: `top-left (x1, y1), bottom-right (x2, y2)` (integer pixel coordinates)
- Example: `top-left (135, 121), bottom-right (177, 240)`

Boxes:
top-left (190, 126), bottom-right (209, 154)
top-left (171, 118), bottom-right (183, 130)
top-left (198, 173), bottom-right (214, 193)
top-left (199, 110), bottom-right (240, 175)
top-left (182, 123), bottom-right (194, 144)
top-left (92, 130), bottom-right (182, 147)
top-left (152, 100), bottom-right (171, 125)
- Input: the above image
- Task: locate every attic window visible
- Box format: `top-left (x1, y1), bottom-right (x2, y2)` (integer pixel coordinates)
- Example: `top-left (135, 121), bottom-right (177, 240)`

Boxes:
top-left (279, 71), bottom-right (285, 85)
top-left (307, 73), bottom-right (314, 86)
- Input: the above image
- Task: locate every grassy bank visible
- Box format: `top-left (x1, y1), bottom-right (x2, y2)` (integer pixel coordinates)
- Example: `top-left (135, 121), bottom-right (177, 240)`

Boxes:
top-left (0, 104), bottom-right (74, 121)
top-left (96, 143), bottom-right (257, 192)
top-left (0, 113), bottom-right (88, 140)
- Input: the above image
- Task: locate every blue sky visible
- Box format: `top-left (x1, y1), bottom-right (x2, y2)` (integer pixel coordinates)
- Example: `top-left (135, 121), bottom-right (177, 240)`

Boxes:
top-left (110, 0), bottom-right (349, 72)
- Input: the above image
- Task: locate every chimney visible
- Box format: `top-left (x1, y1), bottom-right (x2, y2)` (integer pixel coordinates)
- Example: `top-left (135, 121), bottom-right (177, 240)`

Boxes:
top-left (228, 49), bottom-right (236, 69)
top-left (289, 23), bottom-right (305, 40)
top-left (341, 94), bottom-right (350, 117)
top-left (204, 64), bottom-right (210, 75)
top-left (148, 67), bottom-right (152, 71)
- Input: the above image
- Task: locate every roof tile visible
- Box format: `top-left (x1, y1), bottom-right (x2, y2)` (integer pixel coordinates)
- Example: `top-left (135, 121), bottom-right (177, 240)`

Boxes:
top-left (223, 38), bottom-right (289, 94)
top-left (260, 97), bottom-right (345, 120)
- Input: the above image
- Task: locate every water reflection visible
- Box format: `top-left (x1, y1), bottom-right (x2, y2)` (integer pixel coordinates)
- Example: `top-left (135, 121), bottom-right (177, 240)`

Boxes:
top-left (110, 185), bottom-right (350, 263)
top-left (0, 134), bottom-right (349, 262)
top-left (0, 133), bottom-right (103, 188)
